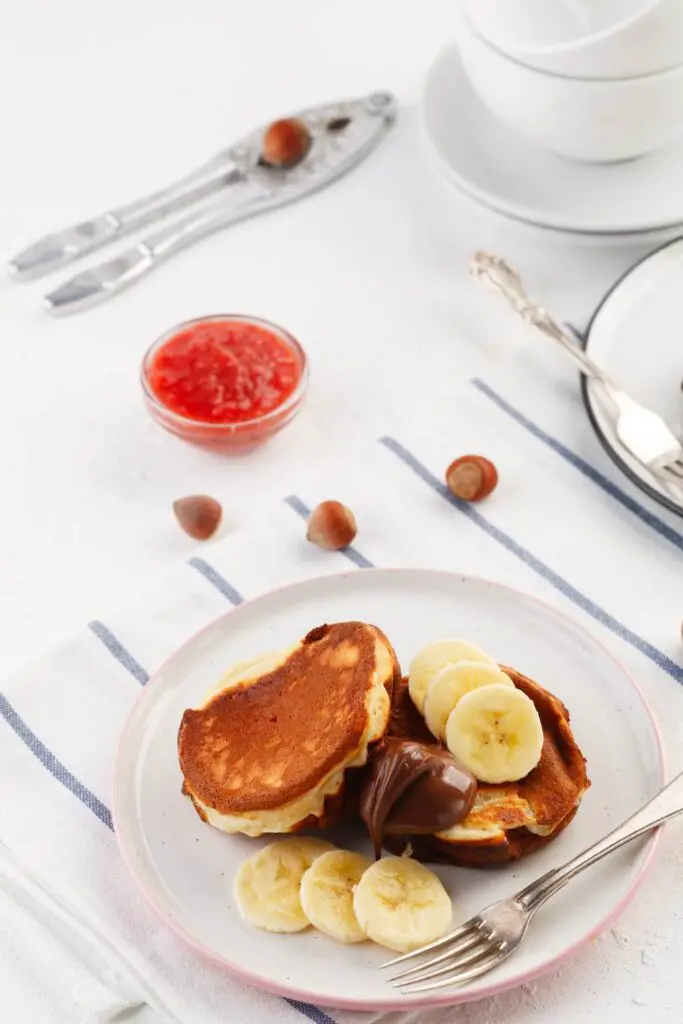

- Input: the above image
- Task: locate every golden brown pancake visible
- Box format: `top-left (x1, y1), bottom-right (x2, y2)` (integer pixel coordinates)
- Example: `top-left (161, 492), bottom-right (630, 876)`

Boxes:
top-left (384, 667), bottom-right (589, 865)
top-left (178, 621), bottom-right (400, 836)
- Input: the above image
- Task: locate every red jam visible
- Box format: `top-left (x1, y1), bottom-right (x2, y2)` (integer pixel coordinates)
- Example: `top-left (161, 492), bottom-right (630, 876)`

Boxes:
top-left (147, 319), bottom-right (301, 425)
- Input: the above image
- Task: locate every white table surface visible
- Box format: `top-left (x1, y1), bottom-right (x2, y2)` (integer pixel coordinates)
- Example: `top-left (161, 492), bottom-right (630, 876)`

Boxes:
top-left (1, 2), bottom-right (681, 1021)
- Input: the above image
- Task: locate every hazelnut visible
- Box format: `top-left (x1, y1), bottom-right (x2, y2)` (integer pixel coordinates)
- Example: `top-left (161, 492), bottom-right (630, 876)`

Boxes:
top-left (173, 495), bottom-right (222, 540)
top-left (261, 118), bottom-right (311, 168)
top-left (445, 456), bottom-right (498, 502)
top-left (307, 500), bottom-right (357, 550)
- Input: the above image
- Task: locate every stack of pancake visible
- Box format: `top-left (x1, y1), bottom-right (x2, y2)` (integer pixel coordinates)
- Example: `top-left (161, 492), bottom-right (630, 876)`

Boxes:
top-left (178, 622), bottom-right (400, 836)
top-left (387, 668), bottom-right (589, 865)
top-left (177, 620), bottom-right (589, 866)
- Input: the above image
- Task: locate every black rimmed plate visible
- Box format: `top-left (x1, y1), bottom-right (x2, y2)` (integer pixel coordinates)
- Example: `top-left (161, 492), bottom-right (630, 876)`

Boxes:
top-left (582, 236), bottom-right (683, 518)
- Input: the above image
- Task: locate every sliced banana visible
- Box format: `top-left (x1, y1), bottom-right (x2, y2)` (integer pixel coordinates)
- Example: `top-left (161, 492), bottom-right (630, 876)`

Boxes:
top-left (300, 849), bottom-right (372, 944)
top-left (445, 682), bottom-right (543, 784)
top-left (424, 660), bottom-right (513, 741)
top-left (352, 856), bottom-right (452, 953)
top-left (408, 639), bottom-right (498, 714)
top-left (234, 838), bottom-right (334, 933)
top-left (289, 837), bottom-right (338, 866)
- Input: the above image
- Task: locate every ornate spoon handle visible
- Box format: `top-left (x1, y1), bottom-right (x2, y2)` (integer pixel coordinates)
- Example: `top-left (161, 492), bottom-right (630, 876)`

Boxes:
top-left (470, 251), bottom-right (617, 394)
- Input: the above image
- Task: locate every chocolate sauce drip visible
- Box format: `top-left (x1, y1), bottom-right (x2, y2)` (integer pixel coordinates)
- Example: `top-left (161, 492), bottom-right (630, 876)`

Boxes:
top-left (359, 738), bottom-right (477, 859)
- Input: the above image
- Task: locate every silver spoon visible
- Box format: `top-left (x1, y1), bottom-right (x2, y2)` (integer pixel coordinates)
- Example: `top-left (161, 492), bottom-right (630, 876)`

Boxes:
top-left (471, 251), bottom-right (683, 497)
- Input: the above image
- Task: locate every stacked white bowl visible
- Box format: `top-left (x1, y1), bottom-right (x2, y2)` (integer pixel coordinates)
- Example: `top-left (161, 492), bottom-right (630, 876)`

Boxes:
top-left (458, 0), bottom-right (683, 162)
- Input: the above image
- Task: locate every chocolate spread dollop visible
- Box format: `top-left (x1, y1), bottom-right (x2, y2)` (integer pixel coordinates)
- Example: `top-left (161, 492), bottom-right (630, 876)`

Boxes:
top-left (359, 737), bottom-right (477, 859)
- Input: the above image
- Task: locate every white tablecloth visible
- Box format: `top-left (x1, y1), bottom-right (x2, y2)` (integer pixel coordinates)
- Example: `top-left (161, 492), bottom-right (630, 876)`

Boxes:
top-left (2, 359), bottom-right (683, 1022)
top-left (2, 2), bottom-right (683, 1021)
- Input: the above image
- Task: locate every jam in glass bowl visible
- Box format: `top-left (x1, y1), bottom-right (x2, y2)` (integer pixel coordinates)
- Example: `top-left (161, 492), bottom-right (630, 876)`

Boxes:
top-left (141, 315), bottom-right (308, 452)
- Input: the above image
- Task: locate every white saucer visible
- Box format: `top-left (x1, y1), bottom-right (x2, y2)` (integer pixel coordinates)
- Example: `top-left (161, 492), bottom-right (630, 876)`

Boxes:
top-left (584, 236), bottom-right (683, 516)
top-left (423, 45), bottom-right (683, 236)
top-left (113, 569), bottom-right (663, 1012)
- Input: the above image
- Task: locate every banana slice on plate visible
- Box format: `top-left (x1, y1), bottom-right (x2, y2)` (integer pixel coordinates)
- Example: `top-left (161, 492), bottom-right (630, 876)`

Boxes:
top-left (424, 660), bottom-right (513, 740)
top-left (234, 838), bottom-right (334, 933)
top-left (446, 682), bottom-right (543, 784)
top-left (300, 849), bottom-right (372, 944)
top-left (408, 639), bottom-right (497, 713)
top-left (352, 856), bottom-right (452, 953)
top-left (289, 837), bottom-right (338, 865)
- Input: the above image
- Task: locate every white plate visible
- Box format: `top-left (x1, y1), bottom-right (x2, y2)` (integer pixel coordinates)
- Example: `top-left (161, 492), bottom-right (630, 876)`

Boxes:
top-left (422, 45), bottom-right (683, 236)
top-left (584, 236), bottom-right (683, 516)
top-left (114, 569), bottom-right (663, 1011)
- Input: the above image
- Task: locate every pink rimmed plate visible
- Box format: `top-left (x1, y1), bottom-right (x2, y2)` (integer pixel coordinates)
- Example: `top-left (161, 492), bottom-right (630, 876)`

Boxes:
top-left (113, 569), bottom-right (663, 1011)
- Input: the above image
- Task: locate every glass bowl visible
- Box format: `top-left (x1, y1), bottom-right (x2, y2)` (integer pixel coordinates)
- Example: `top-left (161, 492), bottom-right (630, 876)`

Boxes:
top-left (140, 314), bottom-right (309, 453)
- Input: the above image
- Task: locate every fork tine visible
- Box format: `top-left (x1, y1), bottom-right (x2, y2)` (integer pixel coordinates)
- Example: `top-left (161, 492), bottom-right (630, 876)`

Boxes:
top-left (380, 919), bottom-right (476, 969)
top-left (400, 948), bottom-right (504, 994)
top-left (663, 463), bottom-right (683, 481)
top-left (389, 929), bottom-right (483, 981)
top-left (651, 466), bottom-right (683, 495)
top-left (390, 935), bottom-right (494, 986)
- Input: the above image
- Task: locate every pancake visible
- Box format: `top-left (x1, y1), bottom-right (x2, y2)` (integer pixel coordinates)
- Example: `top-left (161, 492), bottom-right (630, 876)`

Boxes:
top-left (384, 667), bottom-right (589, 865)
top-left (178, 621), bottom-right (400, 836)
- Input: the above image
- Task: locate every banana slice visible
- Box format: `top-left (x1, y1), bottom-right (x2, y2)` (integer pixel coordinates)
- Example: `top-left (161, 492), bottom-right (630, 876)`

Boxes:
top-left (408, 639), bottom-right (497, 714)
top-left (234, 838), bottom-right (334, 933)
top-left (445, 682), bottom-right (543, 784)
top-left (290, 837), bottom-right (338, 865)
top-left (352, 856), bottom-right (452, 953)
top-left (424, 660), bottom-right (513, 741)
top-left (300, 849), bottom-right (372, 944)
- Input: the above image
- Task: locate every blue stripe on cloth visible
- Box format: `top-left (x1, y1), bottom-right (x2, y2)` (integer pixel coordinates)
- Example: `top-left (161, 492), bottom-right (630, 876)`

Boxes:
top-left (0, 693), bottom-right (114, 830)
top-left (187, 557), bottom-right (245, 604)
top-left (1, 681), bottom-right (334, 1024)
top-left (284, 495), bottom-right (375, 568)
top-left (471, 377), bottom-right (683, 554)
top-left (88, 621), bottom-right (150, 685)
top-left (284, 1000), bottom-right (335, 1023)
top-left (90, 621), bottom-right (334, 1024)
top-left (380, 435), bottom-right (683, 684)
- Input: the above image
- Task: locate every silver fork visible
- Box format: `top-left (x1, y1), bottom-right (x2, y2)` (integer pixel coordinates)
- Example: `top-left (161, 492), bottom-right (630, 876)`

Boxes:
top-left (383, 769), bottom-right (683, 993)
top-left (470, 251), bottom-right (683, 496)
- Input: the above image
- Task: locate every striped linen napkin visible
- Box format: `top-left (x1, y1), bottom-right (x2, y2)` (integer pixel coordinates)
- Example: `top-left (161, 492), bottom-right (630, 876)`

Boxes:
top-left (2, 360), bottom-right (683, 1024)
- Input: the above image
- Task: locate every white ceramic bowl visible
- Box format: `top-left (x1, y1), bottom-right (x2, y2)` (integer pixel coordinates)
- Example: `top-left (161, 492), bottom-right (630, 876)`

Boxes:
top-left (458, 16), bottom-right (683, 162)
top-left (462, 0), bottom-right (643, 51)
top-left (463, 0), bottom-right (683, 79)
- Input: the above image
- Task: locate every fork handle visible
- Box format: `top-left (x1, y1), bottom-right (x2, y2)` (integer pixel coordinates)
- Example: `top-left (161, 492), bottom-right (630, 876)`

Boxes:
top-left (470, 252), bottom-right (618, 395)
top-left (522, 770), bottom-right (683, 911)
